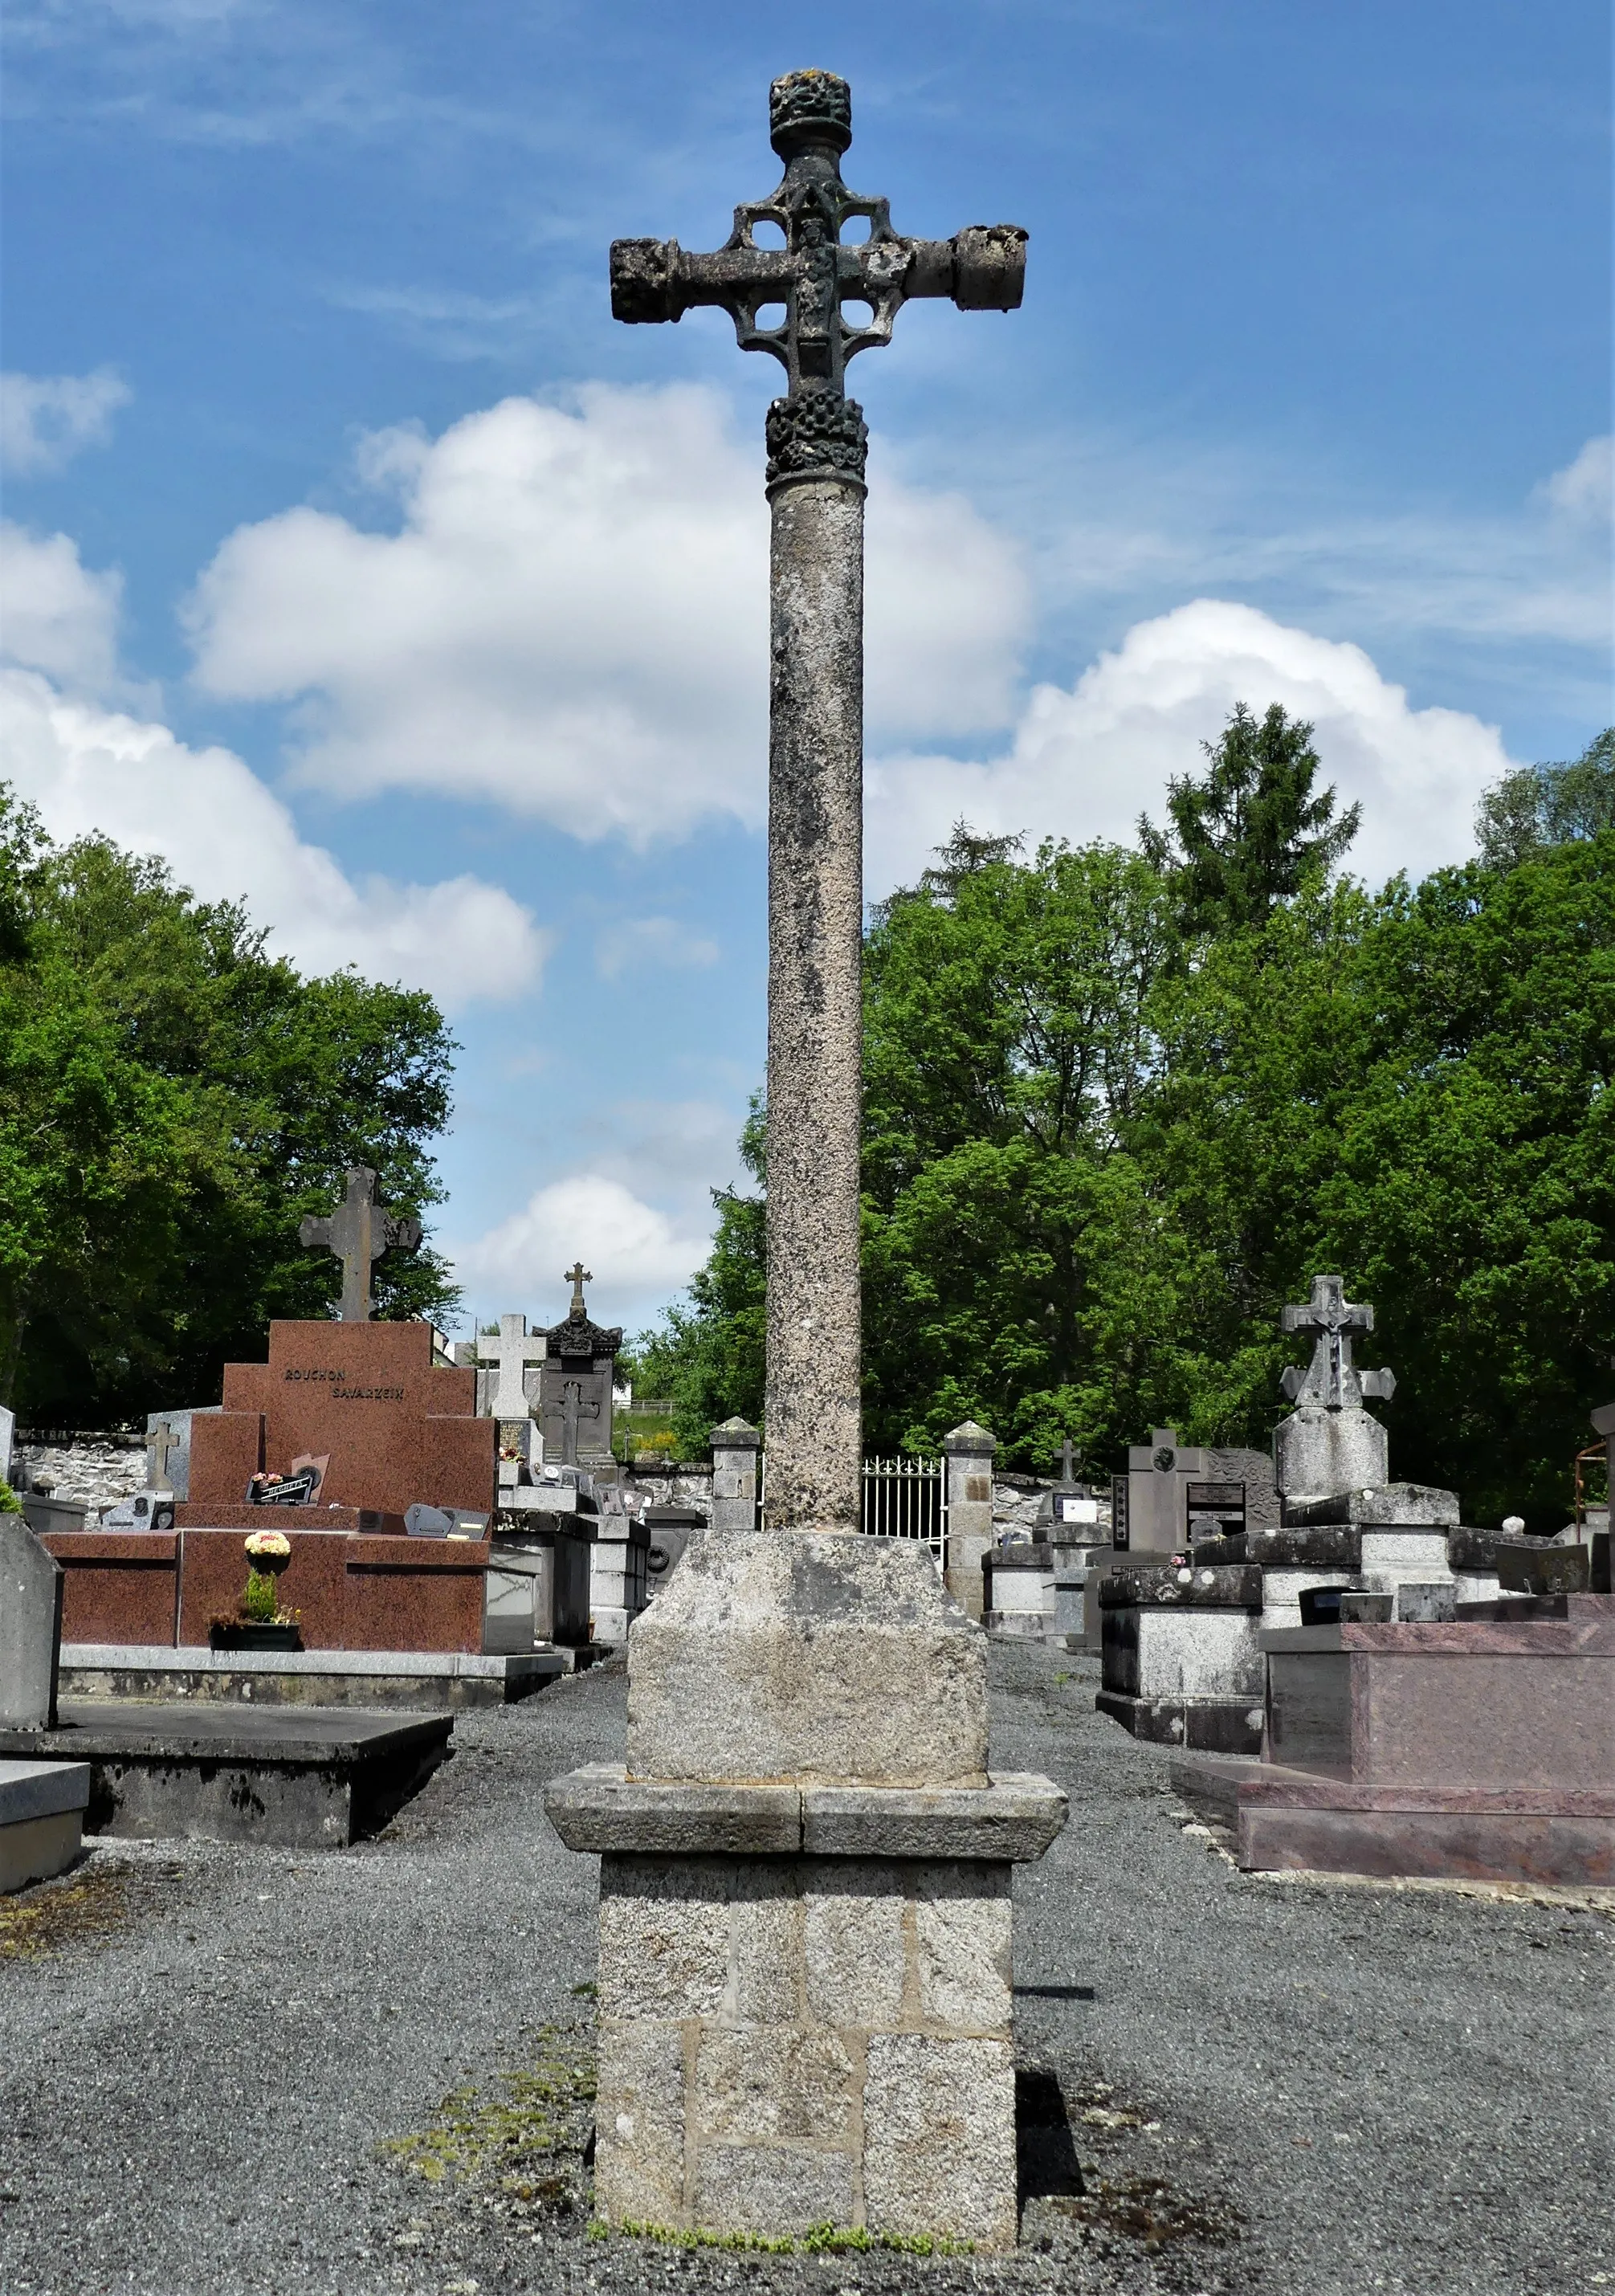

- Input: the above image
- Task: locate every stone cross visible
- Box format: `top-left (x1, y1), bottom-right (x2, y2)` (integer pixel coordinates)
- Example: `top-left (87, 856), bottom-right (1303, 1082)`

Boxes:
top-left (1060, 1438), bottom-right (1075, 1485)
top-left (477, 1313), bottom-right (546, 1421)
top-left (147, 1419), bottom-right (184, 1493)
top-left (1280, 1274), bottom-right (1397, 1408)
top-left (564, 1262), bottom-right (593, 1320)
top-left (614, 69), bottom-right (1026, 1531)
top-left (558, 1376), bottom-right (601, 1466)
top-left (299, 1166), bottom-right (422, 1323)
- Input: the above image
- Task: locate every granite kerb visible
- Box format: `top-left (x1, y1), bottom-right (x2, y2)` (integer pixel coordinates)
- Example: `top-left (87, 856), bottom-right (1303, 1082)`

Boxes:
top-left (544, 1761), bottom-right (1066, 1861)
top-left (1282, 1482), bottom-right (1461, 1528)
top-left (1099, 1561), bottom-right (1264, 1609)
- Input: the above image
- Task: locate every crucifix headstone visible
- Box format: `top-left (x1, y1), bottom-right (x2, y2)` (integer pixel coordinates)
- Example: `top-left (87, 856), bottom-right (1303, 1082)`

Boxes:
top-left (1280, 1274), bottom-right (1397, 1408)
top-left (298, 1166), bottom-right (422, 1323)
top-left (613, 69), bottom-right (1025, 1531)
top-left (476, 1313), bottom-right (546, 1422)
top-left (557, 1376), bottom-right (601, 1468)
top-left (1274, 1273), bottom-right (1395, 1499)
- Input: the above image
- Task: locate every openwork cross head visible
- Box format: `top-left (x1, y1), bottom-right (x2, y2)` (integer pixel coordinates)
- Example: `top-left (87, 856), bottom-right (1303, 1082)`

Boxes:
top-left (1279, 1274), bottom-right (1396, 1409)
top-left (610, 70), bottom-right (1027, 489)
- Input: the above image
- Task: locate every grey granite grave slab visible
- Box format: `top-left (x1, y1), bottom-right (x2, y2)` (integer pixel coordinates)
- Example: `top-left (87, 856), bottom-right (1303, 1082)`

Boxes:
top-left (58, 1641), bottom-right (565, 1708)
top-left (0, 1756), bottom-right (91, 1893)
top-left (0, 1700), bottom-right (453, 1847)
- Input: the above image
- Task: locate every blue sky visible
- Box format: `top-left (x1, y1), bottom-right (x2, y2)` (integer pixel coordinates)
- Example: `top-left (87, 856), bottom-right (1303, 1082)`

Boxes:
top-left (2, 1), bottom-right (1609, 1339)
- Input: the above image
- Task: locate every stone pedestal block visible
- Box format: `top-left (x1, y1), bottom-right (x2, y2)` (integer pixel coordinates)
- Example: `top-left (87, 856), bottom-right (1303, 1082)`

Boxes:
top-left (626, 1531), bottom-right (988, 1785)
top-left (1274, 1405), bottom-right (1389, 1500)
top-left (593, 1854), bottom-right (1014, 2245)
top-left (544, 1768), bottom-right (1065, 2249)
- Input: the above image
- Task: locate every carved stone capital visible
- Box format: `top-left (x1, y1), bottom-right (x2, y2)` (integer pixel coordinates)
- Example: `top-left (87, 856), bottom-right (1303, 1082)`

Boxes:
top-left (769, 68), bottom-right (852, 159)
top-left (765, 390), bottom-right (868, 493)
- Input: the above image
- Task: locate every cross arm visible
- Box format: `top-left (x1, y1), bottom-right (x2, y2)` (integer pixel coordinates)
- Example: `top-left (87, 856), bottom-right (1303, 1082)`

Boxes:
top-left (610, 224), bottom-right (1026, 345)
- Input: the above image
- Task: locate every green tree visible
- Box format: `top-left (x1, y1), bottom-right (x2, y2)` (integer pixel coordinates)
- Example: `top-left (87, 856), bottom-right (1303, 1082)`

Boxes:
top-left (860, 833), bottom-right (1197, 1467)
top-left (0, 795), bottom-right (459, 1422)
top-left (1145, 841), bottom-right (1615, 1524)
top-left (1139, 701), bottom-right (1360, 935)
top-left (1474, 728), bottom-right (1615, 869)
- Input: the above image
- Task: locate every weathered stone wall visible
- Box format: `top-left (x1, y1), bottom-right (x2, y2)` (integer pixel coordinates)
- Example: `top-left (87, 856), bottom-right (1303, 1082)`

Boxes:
top-left (10, 1432), bottom-right (148, 1517)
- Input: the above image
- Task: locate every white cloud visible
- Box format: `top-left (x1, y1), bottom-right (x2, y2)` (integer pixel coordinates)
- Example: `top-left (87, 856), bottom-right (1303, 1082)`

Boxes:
top-left (1540, 434), bottom-right (1613, 527)
top-left (866, 599), bottom-right (1518, 897)
top-left (596, 915), bottom-right (720, 981)
top-left (0, 522), bottom-right (125, 693)
top-left (0, 524), bottom-right (548, 1011)
top-left (186, 382), bottom-right (1026, 843)
top-left (449, 1173), bottom-right (714, 1327)
top-left (0, 666), bottom-right (549, 1009)
top-left (0, 369), bottom-right (131, 476)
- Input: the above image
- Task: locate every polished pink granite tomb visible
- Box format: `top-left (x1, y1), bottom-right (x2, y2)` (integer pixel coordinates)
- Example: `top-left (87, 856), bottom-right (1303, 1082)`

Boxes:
top-left (1172, 1595), bottom-right (1614, 1886)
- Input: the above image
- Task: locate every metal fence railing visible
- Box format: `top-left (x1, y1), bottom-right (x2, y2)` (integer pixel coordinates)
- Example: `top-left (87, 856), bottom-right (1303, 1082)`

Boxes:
top-left (860, 1454), bottom-right (947, 1556)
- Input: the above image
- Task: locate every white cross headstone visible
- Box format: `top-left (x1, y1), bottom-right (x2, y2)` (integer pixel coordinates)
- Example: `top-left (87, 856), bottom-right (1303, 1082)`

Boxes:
top-left (477, 1314), bottom-right (547, 1422)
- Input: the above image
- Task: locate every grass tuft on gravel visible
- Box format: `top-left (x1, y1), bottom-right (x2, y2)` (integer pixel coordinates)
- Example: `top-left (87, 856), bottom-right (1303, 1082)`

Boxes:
top-left (0, 1858), bottom-right (182, 1960)
top-left (377, 2026), bottom-right (595, 2193)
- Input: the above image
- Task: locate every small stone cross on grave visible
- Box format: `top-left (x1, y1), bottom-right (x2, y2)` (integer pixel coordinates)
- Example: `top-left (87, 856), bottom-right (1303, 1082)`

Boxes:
top-left (1280, 1274), bottom-right (1396, 1407)
top-left (299, 1166), bottom-right (422, 1323)
top-left (147, 1420), bottom-right (184, 1493)
top-left (557, 1377), bottom-right (601, 1467)
top-left (564, 1262), bottom-right (592, 1320)
top-left (477, 1315), bottom-right (546, 1421)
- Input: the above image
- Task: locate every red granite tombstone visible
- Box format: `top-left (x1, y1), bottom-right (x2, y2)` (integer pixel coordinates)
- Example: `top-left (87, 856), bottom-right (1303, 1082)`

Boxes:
top-left (181, 1320), bottom-right (495, 1527)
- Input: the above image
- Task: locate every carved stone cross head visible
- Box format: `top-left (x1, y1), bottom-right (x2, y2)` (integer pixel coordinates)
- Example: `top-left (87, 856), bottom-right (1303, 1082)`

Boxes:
top-left (610, 69), bottom-right (1027, 489)
top-left (298, 1165), bottom-right (422, 1323)
top-left (564, 1262), bottom-right (593, 1320)
top-left (1279, 1274), bottom-right (1396, 1409)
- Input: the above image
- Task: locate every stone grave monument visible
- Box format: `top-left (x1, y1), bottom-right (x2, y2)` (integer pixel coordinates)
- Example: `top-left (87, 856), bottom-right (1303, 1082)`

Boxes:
top-left (1096, 1277), bottom-right (1509, 1755)
top-left (545, 72), bottom-right (1065, 2249)
top-left (37, 1172), bottom-right (512, 1661)
top-left (538, 1266), bottom-right (621, 1473)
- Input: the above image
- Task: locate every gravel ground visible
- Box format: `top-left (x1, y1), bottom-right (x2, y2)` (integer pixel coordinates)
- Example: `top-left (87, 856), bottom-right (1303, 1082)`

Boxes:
top-left (1, 1640), bottom-right (1609, 2296)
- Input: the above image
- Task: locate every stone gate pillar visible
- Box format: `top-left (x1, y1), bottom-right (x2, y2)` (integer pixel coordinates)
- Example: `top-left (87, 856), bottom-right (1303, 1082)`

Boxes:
top-left (944, 1420), bottom-right (997, 1620)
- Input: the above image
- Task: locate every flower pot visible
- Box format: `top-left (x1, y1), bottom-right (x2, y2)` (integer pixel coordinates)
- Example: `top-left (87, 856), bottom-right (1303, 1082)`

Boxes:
top-left (208, 1621), bottom-right (304, 1654)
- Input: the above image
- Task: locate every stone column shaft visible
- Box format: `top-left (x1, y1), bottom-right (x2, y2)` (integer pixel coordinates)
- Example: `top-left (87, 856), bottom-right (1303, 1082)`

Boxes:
top-left (763, 474), bottom-right (865, 1532)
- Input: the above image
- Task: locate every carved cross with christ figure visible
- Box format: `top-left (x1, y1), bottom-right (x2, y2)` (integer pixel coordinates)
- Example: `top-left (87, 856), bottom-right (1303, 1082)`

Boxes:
top-left (1280, 1274), bottom-right (1397, 1409)
top-left (611, 69), bottom-right (1026, 489)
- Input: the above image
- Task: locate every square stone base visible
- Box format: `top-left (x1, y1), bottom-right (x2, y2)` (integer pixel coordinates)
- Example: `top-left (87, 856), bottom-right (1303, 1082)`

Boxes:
top-left (594, 1851), bottom-right (1018, 2249)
